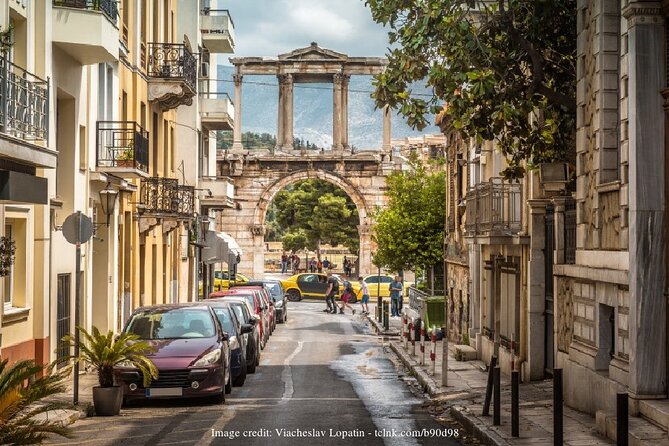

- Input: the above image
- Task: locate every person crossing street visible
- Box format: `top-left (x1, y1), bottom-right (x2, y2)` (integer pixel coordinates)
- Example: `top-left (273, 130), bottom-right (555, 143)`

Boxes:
top-left (324, 272), bottom-right (339, 314)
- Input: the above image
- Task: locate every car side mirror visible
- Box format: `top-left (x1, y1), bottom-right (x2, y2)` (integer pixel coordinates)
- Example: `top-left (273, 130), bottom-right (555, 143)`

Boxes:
top-left (221, 332), bottom-right (229, 342)
top-left (241, 324), bottom-right (253, 334)
top-left (248, 316), bottom-right (258, 326)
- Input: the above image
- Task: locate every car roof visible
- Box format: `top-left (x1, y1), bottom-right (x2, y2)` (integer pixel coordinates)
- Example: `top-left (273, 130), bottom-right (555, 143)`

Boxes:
top-left (226, 286), bottom-right (264, 291)
top-left (132, 303), bottom-right (212, 312)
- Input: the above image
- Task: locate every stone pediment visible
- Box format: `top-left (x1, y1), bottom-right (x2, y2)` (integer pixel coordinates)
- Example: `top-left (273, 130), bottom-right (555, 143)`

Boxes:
top-left (279, 42), bottom-right (347, 61)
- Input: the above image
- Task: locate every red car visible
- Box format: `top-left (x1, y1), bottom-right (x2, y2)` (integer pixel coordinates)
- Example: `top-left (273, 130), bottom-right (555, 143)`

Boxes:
top-left (211, 288), bottom-right (270, 349)
top-left (114, 304), bottom-right (231, 404)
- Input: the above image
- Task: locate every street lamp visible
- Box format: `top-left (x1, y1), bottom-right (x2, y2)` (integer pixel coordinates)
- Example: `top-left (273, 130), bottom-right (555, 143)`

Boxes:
top-left (99, 183), bottom-right (118, 226)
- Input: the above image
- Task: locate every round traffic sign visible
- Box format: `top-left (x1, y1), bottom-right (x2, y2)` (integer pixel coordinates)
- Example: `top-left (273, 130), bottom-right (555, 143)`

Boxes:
top-left (62, 212), bottom-right (94, 245)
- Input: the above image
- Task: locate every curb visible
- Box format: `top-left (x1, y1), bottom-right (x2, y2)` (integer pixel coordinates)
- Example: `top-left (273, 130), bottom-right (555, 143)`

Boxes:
top-left (450, 405), bottom-right (509, 446)
top-left (390, 341), bottom-right (442, 397)
top-left (366, 314), bottom-right (401, 337)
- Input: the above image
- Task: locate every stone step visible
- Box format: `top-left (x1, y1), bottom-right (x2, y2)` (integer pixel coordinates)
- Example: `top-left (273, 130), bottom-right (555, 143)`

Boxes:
top-left (454, 344), bottom-right (477, 361)
top-left (596, 410), bottom-right (669, 446)
top-left (640, 399), bottom-right (669, 432)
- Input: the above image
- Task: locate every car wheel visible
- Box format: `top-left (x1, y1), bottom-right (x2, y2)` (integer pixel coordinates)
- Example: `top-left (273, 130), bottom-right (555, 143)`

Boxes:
top-left (225, 373), bottom-right (232, 394)
top-left (287, 289), bottom-right (301, 301)
top-left (233, 359), bottom-right (247, 387)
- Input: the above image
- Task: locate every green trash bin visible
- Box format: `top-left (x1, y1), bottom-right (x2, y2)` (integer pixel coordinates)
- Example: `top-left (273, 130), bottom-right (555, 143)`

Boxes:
top-left (423, 297), bottom-right (446, 336)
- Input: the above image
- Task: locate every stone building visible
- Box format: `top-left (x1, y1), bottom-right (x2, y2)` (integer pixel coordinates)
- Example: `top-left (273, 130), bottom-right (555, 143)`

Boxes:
top-left (551, 0), bottom-right (668, 425)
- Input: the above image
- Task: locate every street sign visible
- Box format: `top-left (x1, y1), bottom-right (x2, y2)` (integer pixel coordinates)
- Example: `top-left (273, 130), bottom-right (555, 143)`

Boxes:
top-left (62, 212), bottom-right (94, 245)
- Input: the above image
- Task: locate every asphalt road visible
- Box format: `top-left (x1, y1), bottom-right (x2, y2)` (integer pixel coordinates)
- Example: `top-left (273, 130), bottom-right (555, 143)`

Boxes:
top-left (45, 301), bottom-right (462, 446)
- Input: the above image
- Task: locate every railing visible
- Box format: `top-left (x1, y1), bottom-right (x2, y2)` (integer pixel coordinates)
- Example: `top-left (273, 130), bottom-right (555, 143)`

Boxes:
top-left (52, 0), bottom-right (118, 22)
top-left (199, 90), bottom-right (233, 102)
top-left (465, 178), bottom-right (522, 236)
top-left (564, 198), bottom-right (576, 264)
top-left (140, 178), bottom-right (194, 218)
top-left (147, 43), bottom-right (197, 93)
top-left (408, 286), bottom-right (429, 312)
top-left (0, 54), bottom-right (49, 142)
top-left (201, 8), bottom-right (236, 28)
top-left (96, 121), bottom-right (149, 173)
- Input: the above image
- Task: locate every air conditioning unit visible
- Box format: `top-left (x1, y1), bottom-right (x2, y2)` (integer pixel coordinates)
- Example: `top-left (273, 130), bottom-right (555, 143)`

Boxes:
top-left (200, 61), bottom-right (209, 78)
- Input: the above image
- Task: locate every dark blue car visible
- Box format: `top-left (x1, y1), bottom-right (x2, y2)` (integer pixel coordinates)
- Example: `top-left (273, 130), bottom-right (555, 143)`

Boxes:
top-left (206, 301), bottom-right (253, 387)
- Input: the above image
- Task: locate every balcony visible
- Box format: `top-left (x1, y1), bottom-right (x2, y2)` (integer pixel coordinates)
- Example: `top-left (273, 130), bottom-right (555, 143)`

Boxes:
top-left (147, 43), bottom-right (197, 110)
top-left (201, 9), bottom-right (235, 53)
top-left (96, 121), bottom-right (149, 178)
top-left (52, 0), bottom-right (119, 64)
top-left (200, 92), bottom-right (234, 131)
top-left (198, 176), bottom-right (235, 209)
top-left (139, 177), bottom-right (194, 218)
top-left (0, 55), bottom-right (55, 169)
top-left (465, 178), bottom-right (523, 241)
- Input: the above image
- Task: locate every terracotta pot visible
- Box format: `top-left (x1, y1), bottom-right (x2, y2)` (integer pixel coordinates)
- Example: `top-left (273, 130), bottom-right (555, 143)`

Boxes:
top-left (92, 386), bottom-right (123, 416)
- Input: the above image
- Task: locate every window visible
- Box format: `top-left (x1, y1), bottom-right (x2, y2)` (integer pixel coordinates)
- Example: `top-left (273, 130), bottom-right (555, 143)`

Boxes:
top-left (298, 274), bottom-right (319, 283)
top-left (3, 224), bottom-right (13, 308)
top-left (3, 217), bottom-right (26, 309)
top-left (79, 125), bottom-right (87, 171)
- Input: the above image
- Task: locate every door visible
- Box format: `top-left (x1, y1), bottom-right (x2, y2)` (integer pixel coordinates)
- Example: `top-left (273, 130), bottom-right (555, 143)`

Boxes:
top-left (544, 203), bottom-right (555, 374)
top-left (297, 274), bottom-right (321, 295)
top-left (56, 274), bottom-right (71, 368)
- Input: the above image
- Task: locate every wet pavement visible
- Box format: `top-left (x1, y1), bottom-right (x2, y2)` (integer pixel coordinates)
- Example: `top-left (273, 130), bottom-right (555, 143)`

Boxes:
top-left (45, 301), bottom-right (462, 446)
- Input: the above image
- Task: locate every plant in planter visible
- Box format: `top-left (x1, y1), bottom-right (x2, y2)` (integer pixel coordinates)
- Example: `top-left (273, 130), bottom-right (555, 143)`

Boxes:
top-left (116, 146), bottom-right (135, 168)
top-left (0, 359), bottom-right (73, 444)
top-left (63, 326), bottom-right (157, 416)
top-left (0, 236), bottom-right (15, 277)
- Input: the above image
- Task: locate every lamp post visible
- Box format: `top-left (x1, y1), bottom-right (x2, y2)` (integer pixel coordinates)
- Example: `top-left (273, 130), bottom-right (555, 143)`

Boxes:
top-left (99, 183), bottom-right (119, 226)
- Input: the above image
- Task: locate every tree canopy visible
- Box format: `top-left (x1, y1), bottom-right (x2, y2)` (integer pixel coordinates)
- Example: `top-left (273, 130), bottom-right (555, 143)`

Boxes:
top-left (366, 0), bottom-right (576, 178)
top-left (372, 159), bottom-right (445, 272)
top-left (267, 180), bottom-right (359, 256)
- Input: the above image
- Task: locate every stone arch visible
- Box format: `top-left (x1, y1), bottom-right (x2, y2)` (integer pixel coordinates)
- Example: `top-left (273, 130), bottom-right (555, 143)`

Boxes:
top-left (251, 169), bottom-right (373, 277)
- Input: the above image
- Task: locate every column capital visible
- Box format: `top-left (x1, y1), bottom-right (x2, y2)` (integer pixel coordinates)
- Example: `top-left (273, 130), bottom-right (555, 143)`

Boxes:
top-left (278, 73), bottom-right (293, 85)
top-left (333, 72), bottom-right (344, 86)
top-left (623, 2), bottom-right (663, 26)
top-left (233, 74), bottom-right (243, 86)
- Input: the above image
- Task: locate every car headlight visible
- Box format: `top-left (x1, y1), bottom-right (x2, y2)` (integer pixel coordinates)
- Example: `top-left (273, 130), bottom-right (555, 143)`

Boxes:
top-left (229, 336), bottom-right (240, 351)
top-left (193, 349), bottom-right (221, 367)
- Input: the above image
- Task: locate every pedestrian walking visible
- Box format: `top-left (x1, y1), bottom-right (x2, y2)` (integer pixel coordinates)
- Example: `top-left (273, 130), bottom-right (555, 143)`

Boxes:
top-left (292, 255), bottom-right (300, 274)
top-left (317, 259), bottom-right (323, 273)
top-left (281, 252), bottom-right (288, 274)
top-left (309, 257), bottom-right (317, 273)
top-left (358, 276), bottom-right (370, 314)
top-left (324, 272), bottom-right (339, 314)
top-left (323, 258), bottom-right (330, 270)
top-left (390, 275), bottom-right (403, 317)
top-left (339, 279), bottom-right (356, 315)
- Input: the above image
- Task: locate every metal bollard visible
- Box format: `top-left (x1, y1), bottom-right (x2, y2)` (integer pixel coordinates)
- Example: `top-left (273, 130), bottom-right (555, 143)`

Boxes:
top-left (403, 315), bottom-right (409, 350)
top-left (482, 355), bottom-right (498, 416)
top-left (554, 368), bottom-right (563, 446)
top-left (409, 321), bottom-right (415, 356)
top-left (419, 320), bottom-right (426, 365)
top-left (377, 296), bottom-right (382, 323)
top-left (430, 327), bottom-right (437, 376)
top-left (511, 370), bottom-right (519, 437)
top-left (493, 366), bottom-right (501, 426)
top-left (383, 301), bottom-right (389, 331)
top-left (617, 392), bottom-right (628, 446)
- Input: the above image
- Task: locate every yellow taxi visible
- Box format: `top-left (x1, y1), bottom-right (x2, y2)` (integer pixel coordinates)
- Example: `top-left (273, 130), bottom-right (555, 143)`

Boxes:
top-left (200, 272), bottom-right (251, 295)
top-left (280, 273), bottom-right (361, 302)
top-left (359, 274), bottom-right (413, 299)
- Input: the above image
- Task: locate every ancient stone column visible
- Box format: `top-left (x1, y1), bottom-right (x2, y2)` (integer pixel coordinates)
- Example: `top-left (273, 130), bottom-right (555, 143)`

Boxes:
top-left (232, 73), bottom-right (243, 150)
top-left (382, 105), bottom-right (391, 151)
top-left (333, 73), bottom-right (343, 151)
top-left (341, 74), bottom-right (350, 150)
top-left (284, 74), bottom-right (294, 150)
top-left (276, 74), bottom-right (285, 152)
top-left (357, 220), bottom-right (372, 276)
top-left (623, 2), bottom-right (666, 399)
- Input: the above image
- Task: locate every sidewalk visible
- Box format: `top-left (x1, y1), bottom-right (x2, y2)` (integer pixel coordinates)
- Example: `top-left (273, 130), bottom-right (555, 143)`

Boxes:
top-left (38, 370), bottom-right (97, 426)
top-left (368, 307), bottom-right (614, 446)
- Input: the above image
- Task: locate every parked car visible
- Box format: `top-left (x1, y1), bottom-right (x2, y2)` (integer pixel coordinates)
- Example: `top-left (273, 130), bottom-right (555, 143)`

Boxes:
top-left (218, 297), bottom-right (261, 373)
top-left (115, 304), bottom-right (231, 404)
top-left (280, 273), bottom-right (360, 303)
top-left (233, 280), bottom-right (288, 323)
top-left (205, 301), bottom-right (254, 386)
top-left (210, 288), bottom-right (269, 349)
top-left (199, 272), bottom-right (252, 295)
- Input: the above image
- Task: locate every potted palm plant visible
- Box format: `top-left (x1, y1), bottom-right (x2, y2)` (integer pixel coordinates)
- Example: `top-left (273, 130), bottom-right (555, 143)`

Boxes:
top-left (64, 326), bottom-right (157, 416)
top-left (0, 358), bottom-right (73, 444)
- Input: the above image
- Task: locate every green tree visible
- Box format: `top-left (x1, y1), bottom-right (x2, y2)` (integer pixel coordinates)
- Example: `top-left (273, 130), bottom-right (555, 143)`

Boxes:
top-left (366, 0), bottom-right (576, 179)
top-left (373, 159), bottom-right (445, 272)
top-left (271, 180), bottom-right (359, 258)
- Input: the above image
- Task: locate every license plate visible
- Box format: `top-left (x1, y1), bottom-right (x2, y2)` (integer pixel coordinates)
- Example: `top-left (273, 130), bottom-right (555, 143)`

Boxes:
top-left (145, 388), bottom-right (183, 397)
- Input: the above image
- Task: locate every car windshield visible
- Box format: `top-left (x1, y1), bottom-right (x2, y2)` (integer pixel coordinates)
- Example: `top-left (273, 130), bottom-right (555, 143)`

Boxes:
top-left (125, 308), bottom-right (216, 339)
top-left (229, 303), bottom-right (248, 324)
top-left (226, 294), bottom-right (255, 311)
top-left (212, 307), bottom-right (236, 335)
top-left (265, 283), bottom-right (283, 300)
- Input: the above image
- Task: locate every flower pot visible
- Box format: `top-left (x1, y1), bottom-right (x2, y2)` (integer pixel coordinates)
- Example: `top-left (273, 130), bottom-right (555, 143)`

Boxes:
top-left (92, 386), bottom-right (123, 416)
top-left (116, 159), bottom-right (134, 168)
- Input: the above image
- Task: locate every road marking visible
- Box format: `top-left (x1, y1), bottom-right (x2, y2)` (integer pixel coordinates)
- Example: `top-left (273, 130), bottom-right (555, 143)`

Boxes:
top-left (193, 406), bottom-right (237, 446)
top-left (281, 340), bottom-right (303, 402)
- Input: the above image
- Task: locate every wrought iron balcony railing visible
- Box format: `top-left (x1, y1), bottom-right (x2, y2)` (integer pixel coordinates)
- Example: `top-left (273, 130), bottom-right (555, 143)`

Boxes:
top-left (465, 178), bottom-right (522, 236)
top-left (0, 54), bottom-right (49, 142)
top-left (140, 178), bottom-right (194, 218)
top-left (147, 43), bottom-right (197, 94)
top-left (52, 0), bottom-right (118, 22)
top-left (96, 121), bottom-right (149, 173)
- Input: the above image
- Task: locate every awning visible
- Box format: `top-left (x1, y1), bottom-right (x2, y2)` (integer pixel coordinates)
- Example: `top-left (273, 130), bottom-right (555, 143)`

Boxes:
top-left (201, 230), bottom-right (242, 265)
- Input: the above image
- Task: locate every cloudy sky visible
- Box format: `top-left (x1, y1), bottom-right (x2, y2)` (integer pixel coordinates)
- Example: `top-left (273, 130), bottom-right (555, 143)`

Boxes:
top-left (225, 0), bottom-right (390, 62)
